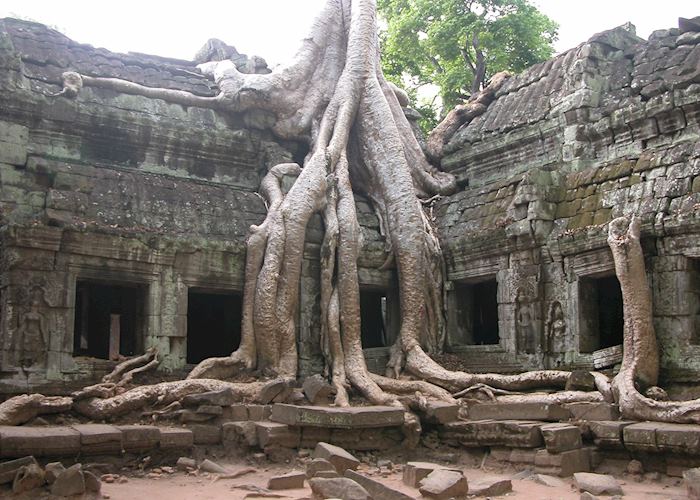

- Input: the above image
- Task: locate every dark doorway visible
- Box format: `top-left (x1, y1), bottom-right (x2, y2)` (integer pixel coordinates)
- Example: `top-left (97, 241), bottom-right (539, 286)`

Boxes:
top-left (579, 275), bottom-right (624, 352)
top-left (187, 290), bottom-right (242, 364)
top-left (452, 279), bottom-right (500, 346)
top-left (73, 280), bottom-right (146, 359)
top-left (360, 291), bottom-right (388, 348)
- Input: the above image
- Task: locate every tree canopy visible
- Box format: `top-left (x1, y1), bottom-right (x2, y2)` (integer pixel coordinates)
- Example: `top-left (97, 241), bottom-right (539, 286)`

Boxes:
top-left (378, 0), bottom-right (558, 124)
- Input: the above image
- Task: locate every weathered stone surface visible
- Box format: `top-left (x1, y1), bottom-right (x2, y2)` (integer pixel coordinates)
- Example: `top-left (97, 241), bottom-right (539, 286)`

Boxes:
top-left (176, 457), bottom-right (196, 471)
top-left (418, 469), bottom-right (469, 499)
top-left (418, 401), bottom-right (460, 424)
top-left (533, 473), bottom-right (567, 488)
top-left (345, 469), bottom-right (414, 500)
top-left (440, 420), bottom-right (544, 448)
top-left (313, 442), bottom-right (360, 473)
top-left (589, 421), bottom-right (634, 449)
top-left (83, 470), bottom-right (101, 493)
top-left (565, 371), bottom-right (596, 391)
top-left (308, 477), bottom-right (370, 500)
top-left (306, 458), bottom-right (337, 478)
top-left (12, 463), bottom-right (45, 493)
top-left (535, 448), bottom-right (590, 477)
top-left (623, 422), bottom-right (659, 452)
top-left (158, 427), bottom-right (194, 449)
top-left (223, 421), bottom-right (258, 447)
top-left (468, 403), bottom-right (569, 422)
top-left (267, 471), bottom-right (306, 490)
top-left (402, 462), bottom-right (461, 487)
top-left (259, 380), bottom-right (293, 404)
top-left (188, 424), bottom-right (222, 445)
top-left (566, 403), bottom-right (620, 422)
top-left (684, 467), bottom-right (700, 500)
top-left (247, 405), bottom-right (272, 421)
top-left (271, 404), bottom-right (404, 428)
top-left (573, 472), bottom-right (623, 496)
top-left (44, 462), bottom-right (65, 485)
top-left (0, 456), bottom-right (38, 485)
top-left (469, 478), bottom-right (512, 497)
top-left (0, 426), bottom-right (81, 457)
top-left (302, 375), bottom-right (334, 404)
top-left (655, 422), bottom-right (700, 454)
top-left (72, 423), bottom-right (123, 454)
top-left (51, 464), bottom-right (85, 497)
top-left (199, 459), bottom-right (228, 474)
top-left (181, 388), bottom-right (237, 407)
top-left (255, 422), bottom-right (300, 448)
top-left (115, 425), bottom-right (160, 452)
top-left (540, 423), bottom-right (583, 453)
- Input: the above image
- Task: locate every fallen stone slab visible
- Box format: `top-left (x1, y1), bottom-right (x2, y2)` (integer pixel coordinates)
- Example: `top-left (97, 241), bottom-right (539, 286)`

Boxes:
top-left (418, 469), bottom-right (469, 499)
top-left (259, 379), bottom-right (293, 404)
top-left (540, 423), bottom-right (583, 453)
top-left (469, 478), bottom-right (512, 497)
top-left (308, 477), bottom-right (370, 500)
top-left (685, 467), bottom-right (700, 499)
top-left (44, 462), bottom-right (65, 485)
top-left (181, 388), bottom-right (237, 407)
top-left (468, 402), bottom-right (569, 422)
top-left (271, 404), bottom-right (405, 428)
top-left (267, 471), bottom-right (306, 490)
top-left (12, 463), bottom-right (45, 494)
top-left (176, 457), bottom-right (196, 471)
top-left (115, 425), bottom-right (160, 452)
top-left (72, 423), bottom-right (123, 454)
top-left (313, 442), bottom-right (360, 473)
top-left (306, 457), bottom-right (337, 478)
top-left (0, 456), bottom-right (38, 484)
top-left (51, 464), bottom-right (85, 497)
top-left (199, 459), bottom-right (228, 474)
top-left (303, 375), bottom-right (334, 404)
top-left (573, 472), bottom-right (623, 496)
top-left (533, 473), bottom-right (567, 488)
top-left (345, 469), bottom-right (414, 500)
top-left (84, 470), bottom-right (101, 493)
top-left (315, 470), bottom-right (340, 478)
top-left (158, 427), bottom-right (194, 449)
top-left (0, 426), bottom-right (81, 457)
top-left (402, 461), bottom-right (461, 487)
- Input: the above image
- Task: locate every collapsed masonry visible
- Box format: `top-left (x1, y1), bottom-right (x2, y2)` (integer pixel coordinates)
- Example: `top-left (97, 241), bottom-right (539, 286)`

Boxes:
top-left (0, 9), bottom-right (699, 480)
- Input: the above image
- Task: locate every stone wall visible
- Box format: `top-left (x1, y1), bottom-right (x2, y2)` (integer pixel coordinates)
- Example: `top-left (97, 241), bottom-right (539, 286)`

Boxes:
top-left (436, 22), bottom-right (700, 384)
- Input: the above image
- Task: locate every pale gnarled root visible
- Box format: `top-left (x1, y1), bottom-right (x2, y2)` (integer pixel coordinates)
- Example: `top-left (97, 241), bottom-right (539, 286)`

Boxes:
top-left (0, 394), bottom-right (73, 426)
top-left (73, 379), bottom-right (264, 421)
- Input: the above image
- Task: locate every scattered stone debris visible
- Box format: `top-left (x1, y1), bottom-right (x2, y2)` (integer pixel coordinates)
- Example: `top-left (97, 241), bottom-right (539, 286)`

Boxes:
top-left (469, 477), bottom-right (513, 496)
top-left (418, 469), bottom-right (469, 499)
top-left (308, 476), bottom-right (371, 500)
top-left (267, 471), bottom-right (305, 490)
top-left (574, 472), bottom-right (624, 496)
top-left (313, 442), bottom-right (360, 473)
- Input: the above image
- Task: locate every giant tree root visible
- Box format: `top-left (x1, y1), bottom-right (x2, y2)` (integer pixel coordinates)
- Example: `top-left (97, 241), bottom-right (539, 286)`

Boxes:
top-left (0, 394), bottom-right (73, 426)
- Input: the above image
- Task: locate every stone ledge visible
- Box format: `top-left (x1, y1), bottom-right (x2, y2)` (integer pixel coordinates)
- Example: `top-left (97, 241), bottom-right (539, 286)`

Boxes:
top-left (270, 404), bottom-right (405, 428)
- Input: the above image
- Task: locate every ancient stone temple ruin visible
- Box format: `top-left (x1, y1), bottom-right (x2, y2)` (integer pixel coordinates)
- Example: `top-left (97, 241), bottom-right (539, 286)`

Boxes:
top-left (0, 7), bottom-right (700, 499)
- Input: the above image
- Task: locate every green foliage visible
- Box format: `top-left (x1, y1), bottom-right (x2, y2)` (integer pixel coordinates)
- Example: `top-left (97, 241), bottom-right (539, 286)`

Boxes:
top-left (378, 0), bottom-right (558, 121)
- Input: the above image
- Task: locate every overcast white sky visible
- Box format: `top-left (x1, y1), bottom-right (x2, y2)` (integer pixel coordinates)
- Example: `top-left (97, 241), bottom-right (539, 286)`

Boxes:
top-left (0, 1), bottom-right (697, 66)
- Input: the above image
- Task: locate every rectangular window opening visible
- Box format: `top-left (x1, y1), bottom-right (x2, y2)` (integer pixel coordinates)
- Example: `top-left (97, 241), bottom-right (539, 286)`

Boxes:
top-left (187, 289), bottom-right (242, 364)
top-left (73, 280), bottom-right (146, 359)
top-left (453, 279), bottom-right (500, 346)
top-left (579, 274), bottom-right (624, 353)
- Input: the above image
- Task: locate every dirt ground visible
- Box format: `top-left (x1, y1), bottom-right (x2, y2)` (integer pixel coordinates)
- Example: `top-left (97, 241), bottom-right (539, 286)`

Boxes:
top-left (100, 459), bottom-right (689, 500)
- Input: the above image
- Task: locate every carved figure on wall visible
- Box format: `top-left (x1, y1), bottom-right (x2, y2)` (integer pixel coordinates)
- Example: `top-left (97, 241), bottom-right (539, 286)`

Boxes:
top-left (14, 287), bottom-right (49, 370)
top-left (516, 288), bottom-right (537, 354)
top-left (544, 301), bottom-right (566, 368)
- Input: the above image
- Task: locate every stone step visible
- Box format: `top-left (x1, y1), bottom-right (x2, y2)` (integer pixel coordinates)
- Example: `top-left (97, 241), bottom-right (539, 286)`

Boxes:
top-left (270, 404), bottom-right (404, 428)
top-left (467, 402), bottom-right (570, 422)
top-left (440, 419), bottom-right (544, 448)
top-left (624, 421), bottom-right (700, 454)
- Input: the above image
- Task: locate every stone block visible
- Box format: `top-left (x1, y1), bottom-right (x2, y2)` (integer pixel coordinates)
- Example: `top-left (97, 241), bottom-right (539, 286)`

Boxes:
top-left (573, 472), bottom-right (623, 496)
top-left (535, 448), bottom-right (590, 477)
top-left (71, 424), bottom-right (122, 454)
top-left (51, 464), bottom-right (84, 497)
top-left (0, 426), bottom-right (80, 458)
top-left (188, 424), bottom-right (222, 445)
top-left (313, 442), bottom-right (360, 473)
top-left (270, 404), bottom-right (404, 428)
top-left (402, 462), bottom-right (461, 487)
top-left (158, 427), bottom-right (194, 449)
top-left (489, 447), bottom-right (513, 461)
top-left (469, 478), bottom-right (512, 497)
top-left (115, 425), bottom-right (160, 453)
top-left (299, 426), bottom-right (331, 448)
top-left (589, 421), bottom-right (634, 449)
top-left (255, 422), bottom-right (300, 448)
top-left (222, 421), bottom-right (258, 447)
top-left (510, 448), bottom-right (538, 464)
top-left (0, 122), bottom-right (28, 166)
top-left (181, 388), bottom-right (237, 407)
top-left (247, 405), bottom-right (272, 421)
top-left (418, 401), bottom-right (460, 424)
top-left (221, 404), bottom-right (249, 421)
top-left (623, 422), bottom-right (659, 453)
top-left (684, 467), bottom-right (700, 499)
top-left (302, 375), bottom-right (334, 404)
top-left (566, 402), bottom-right (620, 421)
top-left (268, 471), bottom-right (306, 490)
top-left (540, 423), bottom-right (583, 453)
top-left (0, 456), bottom-right (38, 485)
top-left (655, 423), bottom-right (700, 454)
top-left (418, 469), bottom-right (469, 499)
top-left (345, 469), bottom-right (413, 500)
top-left (308, 477), bottom-right (370, 500)
top-left (468, 402), bottom-right (569, 421)
top-left (306, 458), bottom-right (336, 478)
